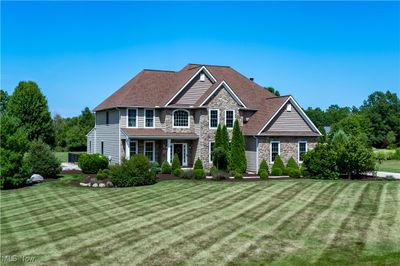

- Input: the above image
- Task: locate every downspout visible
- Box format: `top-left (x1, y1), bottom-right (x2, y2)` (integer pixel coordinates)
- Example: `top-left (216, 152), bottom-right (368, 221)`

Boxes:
top-left (94, 111), bottom-right (97, 153)
top-left (253, 135), bottom-right (259, 173)
top-left (118, 108), bottom-right (121, 164)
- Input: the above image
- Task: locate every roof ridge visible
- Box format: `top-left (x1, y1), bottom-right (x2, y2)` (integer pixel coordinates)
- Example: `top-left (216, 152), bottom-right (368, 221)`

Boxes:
top-left (187, 63), bottom-right (231, 68)
top-left (143, 69), bottom-right (176, 73)
top-left (265, 95), bottom-right (291, 99)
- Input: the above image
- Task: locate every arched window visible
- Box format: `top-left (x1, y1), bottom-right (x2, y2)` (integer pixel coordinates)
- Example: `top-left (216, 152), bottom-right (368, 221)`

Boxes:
top-left (173, 109), bottom-right (189, 128)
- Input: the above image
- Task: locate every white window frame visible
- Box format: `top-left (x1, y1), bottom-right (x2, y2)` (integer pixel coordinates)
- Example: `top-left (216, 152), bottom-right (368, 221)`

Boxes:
top-left (128, 139), bottom-right (138, 160)
top-left (225, 109), bottom-right (235, 129)
top-left (127, 108), bottom-right (138, 128)
top-left (298, 141), bottom-right (308, 163)
top-left (144, 108), bottom-right (155, 128)
top-left (270, 141), bottom-right (280, 163)
top-left (172, 143), bottom-right (188, 166)
top-left (172, 109), bottom-right (190, 128)
top-left (144, 141), bottom-right (155, 162)
top-left (209, 109), bottom-right (219, 129)
top-left (209, 141), bottom-right (215, 163)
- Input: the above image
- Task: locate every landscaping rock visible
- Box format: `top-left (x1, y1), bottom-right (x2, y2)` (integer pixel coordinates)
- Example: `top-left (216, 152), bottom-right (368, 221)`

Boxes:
top-left (30, 174), bottom-right (44, 183)
top-left (99, 183), bottom-right (105, 188)
top-left (106, 181), bottom-right (113, 187)
top-left (80, 183), bottom-right (89, 187)
top-left (92, 183), bottom-right (98, 188)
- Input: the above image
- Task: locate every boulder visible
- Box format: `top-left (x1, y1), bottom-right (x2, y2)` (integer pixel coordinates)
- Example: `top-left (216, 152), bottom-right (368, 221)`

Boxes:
top-left (92, 183), bottom-right (99, 188)
top-left (106, 181), bottom-right (114, 187)
top-left (80, 183), bottom-right (89, 187)
top-left (30, 174), bottom-right (44, 183)
top-left (99, 183), bottom-right (106, 188)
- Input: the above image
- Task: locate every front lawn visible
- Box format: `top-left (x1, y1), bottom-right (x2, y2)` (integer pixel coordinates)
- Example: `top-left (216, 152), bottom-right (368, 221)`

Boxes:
top-left (1, 177), bottom-right (399, 265)
top-left (376, 160), bottom-right (400, 173)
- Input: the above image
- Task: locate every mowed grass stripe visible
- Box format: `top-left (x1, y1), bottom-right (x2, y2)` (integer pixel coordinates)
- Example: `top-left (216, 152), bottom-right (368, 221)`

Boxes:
top-left (1, 181), bottom-right (190, 219)
top-left (111, 182), bottom-right (320, 265)
top-left (46, 183), bottom-right (273, 265)
top-left (1, 181), bottom-right (232, 253)
top-left (1, 181), bottom-right (208, 233)
top-left (9, 182), bottom-right (263, 261)
top-left (185, 182), bottom-right (335, 266)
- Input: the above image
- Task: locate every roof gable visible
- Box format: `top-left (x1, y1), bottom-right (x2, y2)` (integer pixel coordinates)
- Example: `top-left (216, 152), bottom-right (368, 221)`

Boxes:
top-left (200, 81), bottom-right (246, 107)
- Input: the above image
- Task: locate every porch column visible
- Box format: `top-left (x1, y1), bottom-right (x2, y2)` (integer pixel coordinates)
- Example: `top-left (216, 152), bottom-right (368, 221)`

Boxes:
top-left (126, 138), bottom-right (130, 160)
top-left (167, 139), bottom-right (172, 164)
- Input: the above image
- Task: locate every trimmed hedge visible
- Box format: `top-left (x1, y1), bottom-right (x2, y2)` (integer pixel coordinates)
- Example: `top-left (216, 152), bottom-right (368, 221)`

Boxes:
top-left (173, 168), bottom-right (183, 177)
top-left (271, 168), bottom-right (283, 176)
top-left (78, 153), bottom-right (109, 174)
top-left (194, 169), bottom-right (206, 179)
top-left (172, 154), bottom-right (181, 172)
top-left (259, 170), bottom-right (268, 180)
top-left (271, 155), bottom-right (285, 176)
top-left (194, 158), bottom-right (204, 170)
top-left (161, 160), bottom-right (171, 174)
top-left (258, 159), bottom-right (269, 175)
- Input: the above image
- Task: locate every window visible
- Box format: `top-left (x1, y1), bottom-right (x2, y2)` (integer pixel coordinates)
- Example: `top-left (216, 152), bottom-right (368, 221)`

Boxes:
top-left (209, 109), bottom-right (219, 128)
top-left (106, 111), bottom-right (109, 125)
top-left (144, 141), bottom-right (155, 162)
top-left (209, 142), bottom-right (215, 163)
top-left (173, 110), bottom-right (189, 128)
top-left (200, 73), bottom-right (206, 82)
top-left (101, 141), bottom-right (104, 155)
top-left (130, 140), bottom-right (138, 157)
top-left (298, 141), bottom-right (308, 162)
top-left (270, 141), bottom-right (280, 163)
top-left (225, 110), bottom-right (234, 128)
top-left (145, 109), bottom-right (154, 128)
top-left (127, 109), bottom-right (137, 127)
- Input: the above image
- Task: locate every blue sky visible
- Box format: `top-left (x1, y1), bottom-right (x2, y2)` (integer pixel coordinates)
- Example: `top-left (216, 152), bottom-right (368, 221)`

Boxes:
top-left (2, 1), bottom-right (399, 117)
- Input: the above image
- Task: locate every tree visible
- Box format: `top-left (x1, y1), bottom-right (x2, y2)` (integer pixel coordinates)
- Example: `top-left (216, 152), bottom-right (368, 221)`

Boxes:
top-left (330, 114), bottom-right (372, 145)
top-left (0, 113), bottom-right (30, 189)
top-left (24, 140), bottom-right (61, 178)
top-left (302, 143), bottom-right (339, 180)
top-left (212, 147), bottom-right (228, 170)
top-left (230, 120), bottom-right (247, 173)
top-left (360, 91), bottom-right (400, 148)
top-left (0, 90), bottom-right (9, 113)
top-left (7, 81), bottom-right (55, 145)
top-left (171, 154), bottom-right (181, 172)
top-left (214, 124), bottom-right (222, 149)
top-left (220, 125), bottom-right (230, 152)
top-left (304, 107), bottom-right (326, 135)
top-left (331, 129), bottom-right (350, 147)
top-left (264, 87), bottom-right (280, 96)
top-left (325, 105), bottom-right (351, 126)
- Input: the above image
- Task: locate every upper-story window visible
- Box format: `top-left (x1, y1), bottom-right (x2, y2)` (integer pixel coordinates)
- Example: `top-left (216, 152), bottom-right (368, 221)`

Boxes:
top-left (225, 110), bottom-right (234, 128)
top-left (209, 109), bottom-right (219, 129)
top-left (145, 109), bottom-right (154, 128)
top-left (173, 109), bottom-right (189, 128)
top-left (127, 108), bottom-right (137, 127)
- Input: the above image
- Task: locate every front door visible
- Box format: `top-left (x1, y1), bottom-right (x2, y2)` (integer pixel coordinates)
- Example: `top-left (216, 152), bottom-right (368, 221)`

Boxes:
top-left (173, 143), bottom-right (188, 167)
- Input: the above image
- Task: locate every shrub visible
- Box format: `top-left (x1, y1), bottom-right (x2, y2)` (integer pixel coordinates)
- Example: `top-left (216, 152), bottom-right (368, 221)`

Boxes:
top-left (96, 169), bottom-right (111, 180)
top-left (171, 154), bottom-right (181, 172)
top-left (286, 157), bottom-right (299, 170)
top-left (151, 162), bottom-right (160, 174)
top-left (78, 153), bottom-right (108, 174)
top-left (215, 170), bottom-right (230, 180)
top-left (24, 140), bottom-right (61, 178)
top-left (161, 160), bottom-right (172, 174)
top-left (302, 144), bottom-right (339, 180)
top-left (212, 147), bottom-right (228, 170)
top-left (300, 165), bottom-right (307, 177)
top-left (394, 148), bottom-right (400, 160)
top-left (271, 168), bottom-right (282, 176)
top-left (173, 168), bottom-right (183, 177)
top-left (374, 152), bottom-right (386, 163)
top-left (271, 155), bottom-right (285, 175)
top-left (210, 166), bottom-right (218, 178)
top-left (259, 170), bottom-right (268, 180)
top-left (258, 159), bottom-right (269, 175)
top-left (194, 158), bottom-right (204, 170)
top-left (110, 154), bottom-right (156, 187)
top-left (234, 171), bottom-right (243, 180)
top-left (193, 169), bottom-right (206, 179)
top-left (182, 169), bottom-right (194, 179)
top-left (288, 168), bottom-right (301, 178)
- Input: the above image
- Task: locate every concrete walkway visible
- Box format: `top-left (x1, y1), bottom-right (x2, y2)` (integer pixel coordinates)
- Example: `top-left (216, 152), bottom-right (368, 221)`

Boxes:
top-left (375, 171), bottom-right (400, 179)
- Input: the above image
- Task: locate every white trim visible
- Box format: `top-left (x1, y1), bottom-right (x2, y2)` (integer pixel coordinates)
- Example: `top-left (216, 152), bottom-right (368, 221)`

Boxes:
top-left (118, 109), bottom-right (121, 163)
top-left (165, 66), bottom-right (217, 105)
top-left (200, 81), bottom-right (247, 108)
top-left (167, 139), bottom-right (172, 164)
top-left (209, 141), bottom-right (215, 163)
top-left (254, 136), bottom-right (259, 172)
top-left (298, 141), bottom-right (308, 163)
top-left (172, 109), bottom-right (190, 128)
top-left (225, 109), bottom-right (235, 128)
top-left (86, 127), bottom-right (95, 137)
top-left (209, 109), bottom-right (219, 129)
top-left (144, 140), bottom-right (155, 162)
top-left (257, 96), bottom-right (322, 135)
top-left (270, 141), bottom-right (280, 163)
top-left (144, 108), bottom-right (155, 128)
top-left (126, 108), bottom-right (138, 128)
top-left (172, 143), bottom-right (188, 167)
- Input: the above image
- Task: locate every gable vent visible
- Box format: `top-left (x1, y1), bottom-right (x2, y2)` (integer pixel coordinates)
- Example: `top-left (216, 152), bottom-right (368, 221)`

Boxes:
top-left (200, 73), bottom-right (206, 82)
top-left (287, 103), bottom-right (292, 112)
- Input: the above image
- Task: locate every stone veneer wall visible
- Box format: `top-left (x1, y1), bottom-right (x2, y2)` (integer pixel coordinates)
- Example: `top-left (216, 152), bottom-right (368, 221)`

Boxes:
top-left (258, 136), bottom-right (318, 166)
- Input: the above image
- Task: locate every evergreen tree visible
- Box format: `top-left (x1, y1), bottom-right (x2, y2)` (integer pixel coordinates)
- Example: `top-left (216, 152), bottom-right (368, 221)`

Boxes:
top-left (171, 154), bottom-right (181, 171)
top-left (194, 158), bottom-right (204, 170)
top-left (230, 120), bottom-right (247, 173)
top-left (286, 157), bottom-right (299, 170)
top-left (7, 81), bottom-right (55, 145)
top-left (214, 124), bottom-right (222, 149)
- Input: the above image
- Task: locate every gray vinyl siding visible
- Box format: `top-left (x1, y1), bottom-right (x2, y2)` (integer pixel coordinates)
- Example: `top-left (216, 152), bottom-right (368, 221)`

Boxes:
top-left (175, 72), bottom-right (213, 105)
top-left (86, 129), bottom-right (95, 154)
top-left (245, 137), bottom-right (257, 173)
top-left (120, 109), bottom-right (127, 128)
top-left (94, 110), bottom-right (120, 164)
top-left (266, 103), bottom-right (313, 132)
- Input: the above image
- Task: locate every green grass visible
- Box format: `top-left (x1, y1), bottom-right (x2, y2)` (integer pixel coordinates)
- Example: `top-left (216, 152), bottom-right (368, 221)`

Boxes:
top-left (1, 177), bottom-right (399, 265)
top-left (54, 152), bottom-right (68, 163)
top-left (376, 160), bottom-right (400, 173)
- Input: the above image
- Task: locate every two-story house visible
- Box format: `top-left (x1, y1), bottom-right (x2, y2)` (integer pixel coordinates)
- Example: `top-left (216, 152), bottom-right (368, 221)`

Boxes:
top-left (87, 64), bottom-right (321, 172)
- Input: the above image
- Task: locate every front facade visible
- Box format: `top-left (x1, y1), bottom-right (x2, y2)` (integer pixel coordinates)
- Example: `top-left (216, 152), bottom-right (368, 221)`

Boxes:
top-left (87, 64), bottom-right (321, 172)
